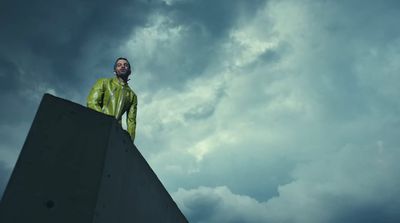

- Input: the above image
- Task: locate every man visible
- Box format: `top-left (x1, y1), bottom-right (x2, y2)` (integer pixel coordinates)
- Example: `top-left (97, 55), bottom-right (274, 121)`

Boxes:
top-left (87, 57), bottom-right (138, 143)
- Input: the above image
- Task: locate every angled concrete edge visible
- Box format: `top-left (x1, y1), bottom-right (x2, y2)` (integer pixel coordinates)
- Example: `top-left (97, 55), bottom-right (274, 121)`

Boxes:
top-left (0, 94), bottom-right (188, 223)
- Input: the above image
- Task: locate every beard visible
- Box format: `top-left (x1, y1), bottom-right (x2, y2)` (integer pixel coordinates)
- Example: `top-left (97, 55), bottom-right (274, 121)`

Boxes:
top-left (116, 70), bottom-right (130, 79)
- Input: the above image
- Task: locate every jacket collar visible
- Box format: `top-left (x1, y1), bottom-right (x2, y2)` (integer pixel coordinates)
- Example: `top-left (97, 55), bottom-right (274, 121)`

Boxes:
top-left (112, 76), bottom-right (128, 86)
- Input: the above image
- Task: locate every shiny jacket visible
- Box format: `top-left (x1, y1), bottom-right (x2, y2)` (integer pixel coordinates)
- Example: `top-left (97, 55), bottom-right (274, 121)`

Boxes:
top-left (87, 77), bottom-right (137, 142)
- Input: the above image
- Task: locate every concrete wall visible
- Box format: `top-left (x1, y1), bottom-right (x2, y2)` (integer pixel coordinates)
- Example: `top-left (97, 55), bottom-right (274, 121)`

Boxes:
top-left (0, 94), bottom-right (188, 223)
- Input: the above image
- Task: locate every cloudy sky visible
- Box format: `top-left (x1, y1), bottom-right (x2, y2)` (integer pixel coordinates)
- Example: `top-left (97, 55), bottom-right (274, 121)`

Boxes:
top-left (1, 0), bottom-right (400, 222)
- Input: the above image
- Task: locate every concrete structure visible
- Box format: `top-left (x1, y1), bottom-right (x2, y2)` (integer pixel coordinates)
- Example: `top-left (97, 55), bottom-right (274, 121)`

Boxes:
top-left (0, 94), bottom-right (188, 223)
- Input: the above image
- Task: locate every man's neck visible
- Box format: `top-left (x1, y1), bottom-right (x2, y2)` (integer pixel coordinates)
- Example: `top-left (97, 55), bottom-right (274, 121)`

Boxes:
top-left (117, 76), bottom-right (128, 85)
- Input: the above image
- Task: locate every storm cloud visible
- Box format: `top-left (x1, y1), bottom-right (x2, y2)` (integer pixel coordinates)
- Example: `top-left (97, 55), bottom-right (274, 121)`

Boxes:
top-left (1, 0), bottom-right (400, 222)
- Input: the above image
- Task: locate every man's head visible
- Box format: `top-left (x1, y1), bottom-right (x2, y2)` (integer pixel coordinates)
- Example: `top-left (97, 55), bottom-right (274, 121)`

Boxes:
top-left (114, 57), bottom-right (132, 79)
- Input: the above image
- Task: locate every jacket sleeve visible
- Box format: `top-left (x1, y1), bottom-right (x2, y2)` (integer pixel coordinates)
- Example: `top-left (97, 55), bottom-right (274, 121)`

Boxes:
top-left (87, 78), bottom-right (105, 112)
top-left (127, 94), bottom-right (138, 143)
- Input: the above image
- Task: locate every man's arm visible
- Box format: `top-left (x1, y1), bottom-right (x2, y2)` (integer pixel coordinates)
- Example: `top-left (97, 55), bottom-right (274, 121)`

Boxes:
top-left (87, 78), bottom-right (105, 112)
top-left (127, 94), bottom-right (138, 143)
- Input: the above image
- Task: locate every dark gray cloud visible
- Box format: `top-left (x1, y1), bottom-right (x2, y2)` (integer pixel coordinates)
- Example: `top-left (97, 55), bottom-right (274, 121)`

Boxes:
top-left (153, 1), bottom-right (400, 222)
top-left (0, 0), bottom-right (155, 94)
top-left (183, 85), bottom-right (226, 121)
top-left (171, 143), bottom-right (400, 223)
top-left (174, 180), bottom-right (400, 223)
top-left (0, 0), bottom-right (156, 199)
top-left (173, 186), bottom-right (269, 223)
top-left (131, 0), bottom-right (268, 90)
top-left (0, 59), bottom-right (21, 92)
top-left (328, 200), bottom-right (400, 223)
top-left (164, 147), bottom-right (295, 201)
top-left (0, 57), bottom-right (37, 125)
top-left (0, 162), bottom-right (12, 199)
top-left (0, 0), bottom-right (159, 127)
top-left (2, 0), bottom-right (400, 222)
top-left (163, 0), bottom-right (267, 38)
top-left (291, 1), bottom-right (400, 123)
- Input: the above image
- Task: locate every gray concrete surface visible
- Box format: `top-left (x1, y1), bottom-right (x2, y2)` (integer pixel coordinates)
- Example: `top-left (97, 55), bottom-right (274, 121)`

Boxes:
top-left (0, 94), bottom-right (188, 223)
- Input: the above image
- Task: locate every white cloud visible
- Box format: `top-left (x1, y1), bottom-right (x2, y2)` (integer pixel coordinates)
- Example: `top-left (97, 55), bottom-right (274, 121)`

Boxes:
top-left (162, 0), bottom-right (192, 6)
top-left (1, 0), bottom-right (400, 221)
top-left (262, 142), bottom-right (400, 223)
top-left (173, 141), bottom-right (400, 223)
top-left (114, 0), bottom-right (400, 222)
top-left (173, 186), bottom-right (269, 223)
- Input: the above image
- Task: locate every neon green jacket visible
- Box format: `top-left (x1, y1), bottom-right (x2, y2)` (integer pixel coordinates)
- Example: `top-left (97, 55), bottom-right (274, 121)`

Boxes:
top-left (87, 77), bottom-right (137, 142)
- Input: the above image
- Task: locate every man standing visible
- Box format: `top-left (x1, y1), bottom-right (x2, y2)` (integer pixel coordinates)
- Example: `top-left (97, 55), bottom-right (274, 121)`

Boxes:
top-left (87, 57), bottom-right (138, 143)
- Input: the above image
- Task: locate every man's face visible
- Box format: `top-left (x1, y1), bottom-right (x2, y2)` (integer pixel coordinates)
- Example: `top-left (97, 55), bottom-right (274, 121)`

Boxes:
top-left (115, 59), bottom-right (130, 76)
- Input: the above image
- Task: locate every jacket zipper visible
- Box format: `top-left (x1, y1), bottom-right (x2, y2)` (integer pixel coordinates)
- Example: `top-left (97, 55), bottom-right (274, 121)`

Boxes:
top-left (104, 79), bottom-right (116, 113)
top-left (116, 85), bottom-right (126, 119)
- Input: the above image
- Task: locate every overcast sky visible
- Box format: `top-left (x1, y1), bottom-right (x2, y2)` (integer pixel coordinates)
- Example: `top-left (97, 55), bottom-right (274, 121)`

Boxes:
top-left (1, 0), bottom-right (400, 222)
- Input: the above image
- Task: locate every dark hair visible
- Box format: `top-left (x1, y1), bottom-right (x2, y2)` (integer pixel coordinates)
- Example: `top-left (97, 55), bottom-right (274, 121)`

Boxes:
top-left (114, 57), bottom-right (132, 75)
